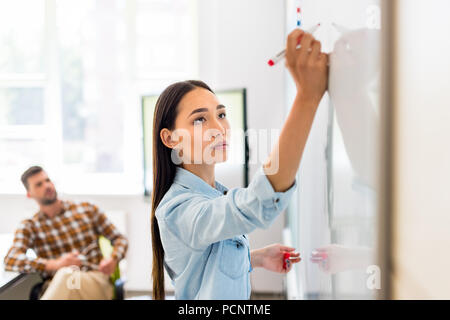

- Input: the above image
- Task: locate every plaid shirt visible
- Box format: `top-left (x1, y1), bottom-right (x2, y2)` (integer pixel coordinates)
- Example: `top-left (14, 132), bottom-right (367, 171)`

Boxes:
top-left (3, 200), bottom-right (128, 279)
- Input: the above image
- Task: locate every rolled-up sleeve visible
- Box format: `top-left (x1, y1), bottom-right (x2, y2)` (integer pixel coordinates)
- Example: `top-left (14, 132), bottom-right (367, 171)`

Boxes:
top-left (160, 166), bottom-right (297, 251)
top-left (3, 221), bottom-right (47, 274)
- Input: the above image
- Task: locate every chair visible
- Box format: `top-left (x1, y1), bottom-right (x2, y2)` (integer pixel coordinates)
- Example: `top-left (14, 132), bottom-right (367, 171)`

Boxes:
top-left (29, 236), bottom-right (125, 300)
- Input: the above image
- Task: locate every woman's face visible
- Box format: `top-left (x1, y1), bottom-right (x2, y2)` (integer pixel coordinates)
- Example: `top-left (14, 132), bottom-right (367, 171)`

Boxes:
top-left (163, 87), bottom-right (230, 165)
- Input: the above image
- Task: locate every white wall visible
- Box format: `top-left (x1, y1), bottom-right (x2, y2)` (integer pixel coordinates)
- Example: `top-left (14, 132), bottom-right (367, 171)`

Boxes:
top-left (392, 0), bottom-right (450, 299)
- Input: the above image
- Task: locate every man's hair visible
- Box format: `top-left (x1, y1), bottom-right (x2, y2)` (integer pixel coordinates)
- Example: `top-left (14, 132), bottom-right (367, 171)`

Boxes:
top-left (21, 166), bottom-right (44, 190)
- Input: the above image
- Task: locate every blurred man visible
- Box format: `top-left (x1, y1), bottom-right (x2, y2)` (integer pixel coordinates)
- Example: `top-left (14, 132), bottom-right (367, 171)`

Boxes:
top-left (3, 166), bottom-right (128, 299)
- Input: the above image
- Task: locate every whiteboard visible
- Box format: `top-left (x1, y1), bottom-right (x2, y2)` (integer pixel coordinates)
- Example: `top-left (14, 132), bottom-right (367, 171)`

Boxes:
top-left (284, 0), bottom-right (382, 299)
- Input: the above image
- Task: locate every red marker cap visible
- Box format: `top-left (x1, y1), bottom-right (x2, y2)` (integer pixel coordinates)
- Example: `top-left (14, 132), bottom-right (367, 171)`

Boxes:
top-left (283, 252), bottom-right (291, 269)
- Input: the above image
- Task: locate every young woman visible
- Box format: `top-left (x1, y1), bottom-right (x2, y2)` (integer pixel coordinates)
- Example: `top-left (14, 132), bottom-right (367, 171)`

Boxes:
top-left (151, 29), bottom-right (329, 300)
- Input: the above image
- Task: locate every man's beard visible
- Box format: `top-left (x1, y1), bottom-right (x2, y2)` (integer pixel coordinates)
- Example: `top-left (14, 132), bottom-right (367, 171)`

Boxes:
top-left (38, 193), bottom-right (58, 206)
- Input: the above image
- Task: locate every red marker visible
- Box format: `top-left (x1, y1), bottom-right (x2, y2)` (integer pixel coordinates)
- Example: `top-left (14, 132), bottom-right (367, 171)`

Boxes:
top-left (268, 23), bottom-right (321, 67)
top-left (283, 252), bottom-right (291, 270)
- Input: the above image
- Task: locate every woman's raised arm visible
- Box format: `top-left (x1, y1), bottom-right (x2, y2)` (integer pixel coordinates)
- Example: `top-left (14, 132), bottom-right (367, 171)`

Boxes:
top-left (263, 29), bottom-right (329, 192)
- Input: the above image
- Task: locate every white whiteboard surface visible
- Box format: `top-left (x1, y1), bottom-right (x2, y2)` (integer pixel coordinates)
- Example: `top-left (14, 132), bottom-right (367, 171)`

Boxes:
top-left (285, 0), bottom-right (382, 299)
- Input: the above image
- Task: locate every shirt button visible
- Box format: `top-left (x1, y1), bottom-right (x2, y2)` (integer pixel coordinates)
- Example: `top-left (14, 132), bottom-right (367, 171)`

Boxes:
top-left (274, 198), bottom-right (280, 203)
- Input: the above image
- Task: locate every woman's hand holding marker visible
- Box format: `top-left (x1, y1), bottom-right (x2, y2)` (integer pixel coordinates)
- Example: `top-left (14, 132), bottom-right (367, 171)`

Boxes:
top-left (285, 28), bottom-right (329, 104)
top-left (251, 244), bottom-right (301, 274)
top-left (268, 24), bottom-right (320, 67)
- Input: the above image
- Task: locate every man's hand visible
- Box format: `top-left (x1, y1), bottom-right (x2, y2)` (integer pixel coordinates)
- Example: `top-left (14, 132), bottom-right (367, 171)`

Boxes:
top-left (98, 257), bottom-right (117, 276)
top-left (45, 251), bottom-right (82, 272)
top-left (251, 244), bottom-right (301, 274)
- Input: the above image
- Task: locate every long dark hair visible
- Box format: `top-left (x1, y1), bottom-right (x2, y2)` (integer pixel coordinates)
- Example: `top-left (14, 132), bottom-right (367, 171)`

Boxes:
top-left (151, 80), bottom-right (214, 300)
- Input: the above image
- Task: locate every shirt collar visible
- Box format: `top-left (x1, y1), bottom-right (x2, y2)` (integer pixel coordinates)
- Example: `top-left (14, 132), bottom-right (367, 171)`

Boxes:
top-left (37, 200), bottom-right (68, 220)
top-left (173, 166), bottom-right (228, 197)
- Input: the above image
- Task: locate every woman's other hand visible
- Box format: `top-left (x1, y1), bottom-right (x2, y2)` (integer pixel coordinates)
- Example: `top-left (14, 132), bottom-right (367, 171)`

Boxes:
top-left (251, 244), bottom-right (301, 274)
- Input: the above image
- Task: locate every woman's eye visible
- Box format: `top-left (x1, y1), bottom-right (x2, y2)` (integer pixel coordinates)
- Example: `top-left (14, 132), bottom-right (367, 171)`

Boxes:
top-left (219, 113), bottom-right (226, 119)
top-left (193, 117), bottom-right (206, 125)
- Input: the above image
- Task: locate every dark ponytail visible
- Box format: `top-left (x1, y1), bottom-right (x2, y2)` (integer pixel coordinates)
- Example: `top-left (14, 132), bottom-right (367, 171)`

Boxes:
top-left (151, 80), bottom-right (214, 299)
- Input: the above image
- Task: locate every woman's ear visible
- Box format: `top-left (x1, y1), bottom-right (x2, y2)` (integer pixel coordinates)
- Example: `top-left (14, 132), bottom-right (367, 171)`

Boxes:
top-left (160, 128), bottom-right (176, 149)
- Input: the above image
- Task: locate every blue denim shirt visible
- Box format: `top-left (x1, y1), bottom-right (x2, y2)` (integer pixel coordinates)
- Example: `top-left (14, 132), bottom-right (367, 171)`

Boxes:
top-left (155, 166), bottom-right (297, 300)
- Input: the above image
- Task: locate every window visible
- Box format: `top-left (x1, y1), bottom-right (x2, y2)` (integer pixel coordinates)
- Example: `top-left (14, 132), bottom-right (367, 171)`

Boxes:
top-left (0, 0), bottom-right (197, 194)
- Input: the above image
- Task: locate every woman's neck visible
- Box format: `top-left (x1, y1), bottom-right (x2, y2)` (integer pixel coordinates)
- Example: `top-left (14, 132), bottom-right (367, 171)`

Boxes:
top-left (182, 163), bottom-right (216, 188)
